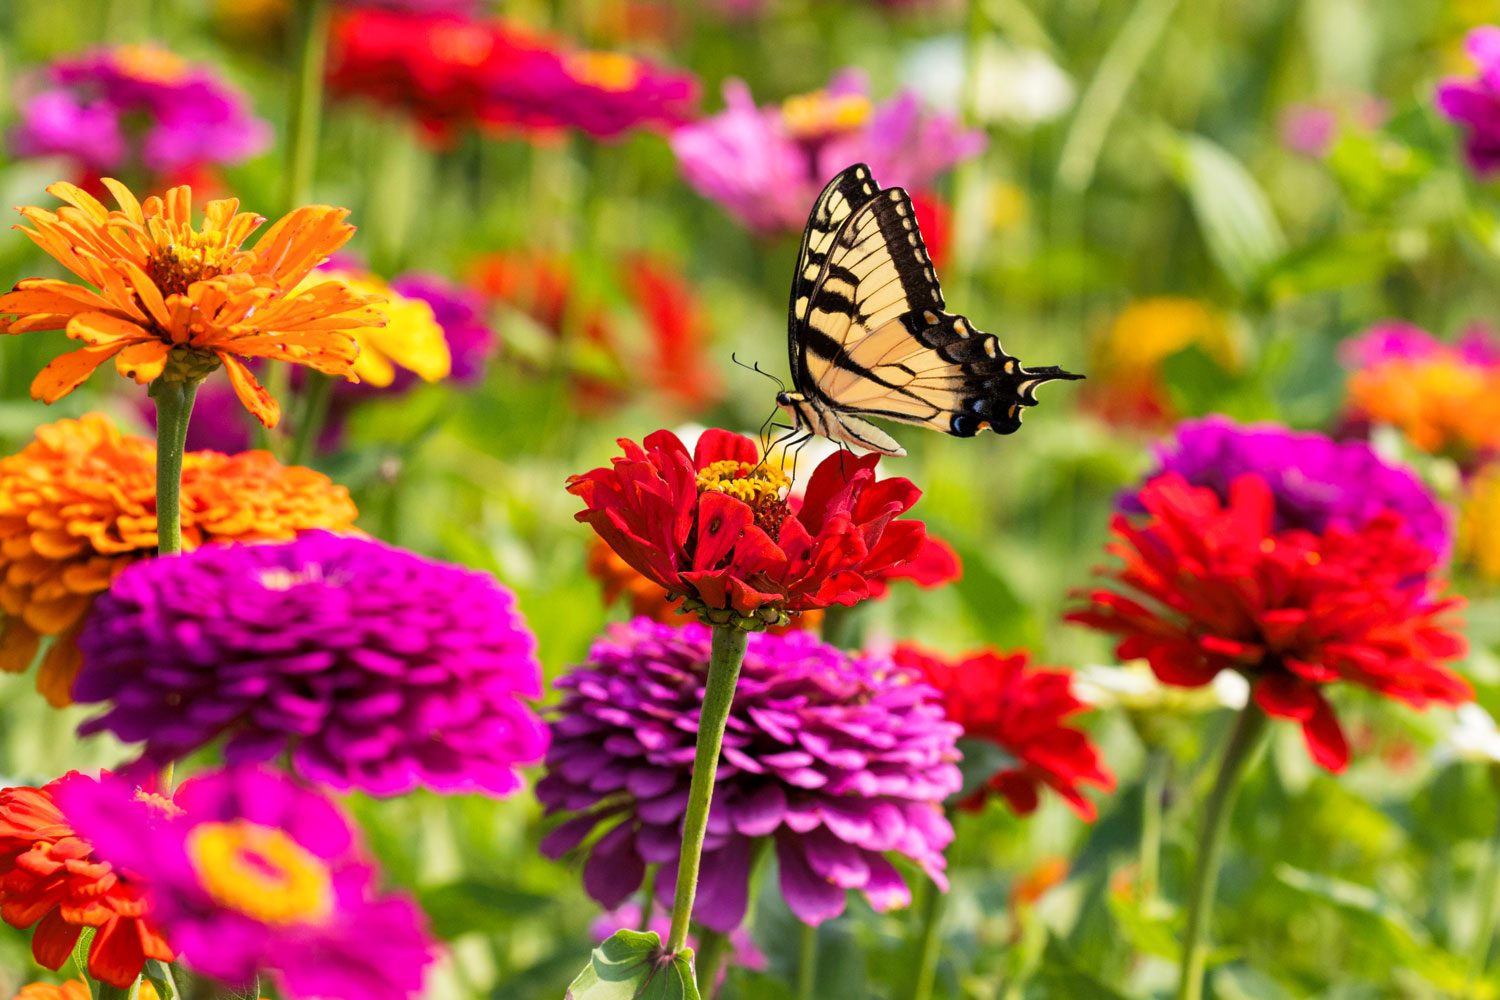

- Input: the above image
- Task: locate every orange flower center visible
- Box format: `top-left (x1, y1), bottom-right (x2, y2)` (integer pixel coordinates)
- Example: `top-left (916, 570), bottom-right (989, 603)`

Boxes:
top-left (112, 44), bottom-right (191, 85)
top-left (782, 90), bottom-right (872, 140)
top-left (186, 820), bottom-right (334, 926)
top-left (696, 459), bottom-right (791, 534)
top-left (146, 236), bottom-right (234, 297)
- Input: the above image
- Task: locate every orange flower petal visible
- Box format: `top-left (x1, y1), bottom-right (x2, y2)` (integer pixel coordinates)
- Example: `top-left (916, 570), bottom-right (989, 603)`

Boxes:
top-left (220, 354), bottom-right (281, 428)
top-left (65, 311), bottom-right (150, 347)
top-left (37, 628), bottom-right (83, 708)
top-left (0, 619), bottom-right (41, 673)
top-left (20, 592), bottom-right (90, 636)
top-left (29, 343), bottom-right (124, 403)
top-left (114, 341), bottom-right (170, 384)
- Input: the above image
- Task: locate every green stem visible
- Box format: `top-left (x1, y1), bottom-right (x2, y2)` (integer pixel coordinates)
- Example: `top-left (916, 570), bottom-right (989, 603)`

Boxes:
top-left (638, 864), bottom-right (658, 931)
top-left (1176, 704), bottom-right (1268, 1000)
top-left (1056, 0), bottom-right (1183, 193)
top-left (1466, 782), bottom-right (1500, 997)
top-left (695, 929), bottom-right (731, 997)
top-left (665, 625), bottom-right (749, 955)
top-left (94, 980), bottom-right (141, 1000)
top-left (910, 878), bottom-right (948, 1000)
top-left (288, 373), bottom-right (335, 467)
top-left (796, 922), bottom-right (818, 1000)
top-left (284, 0), bottom-right (332, 211)
top-left (948, 0), bottom-right (990, 308)
top-left (1140, 747), bottom-right (1170, 907)
top-left (150, 377), bottom-right (201, 556)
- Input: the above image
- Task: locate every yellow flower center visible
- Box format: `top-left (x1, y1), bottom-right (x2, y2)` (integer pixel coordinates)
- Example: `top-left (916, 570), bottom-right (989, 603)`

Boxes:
top-left (781, 91), bottom-right (872, 140)
top-left (112, 44), bottom-right (191, 85)
top-left (147, 235), bottom-right (235, 297)
top-left (567, 52), bottom-right (643, 93)
top-left (186, 820), bottom-right (334, 926)
top-left (696, 460), bottom-right (790, 503)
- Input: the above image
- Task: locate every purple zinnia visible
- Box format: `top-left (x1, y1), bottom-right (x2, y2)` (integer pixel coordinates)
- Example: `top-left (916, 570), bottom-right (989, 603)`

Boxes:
top-left (1120, 415), bottom-right (1452, 562)
top-left (58, 766), bottom-right (436, 1000)
top-left (10, 44), bottom-right (270, 177)
top-left (72, 532), bottom-right (549, 797)
top-left (538, 619), bottom-right (961, 931)
top-left (1438, 26), bottom-right (1500, 175)
top-left (1338, 320), bottom-right (1500, 370)
top-left (670, 69), bottom-right (984, 235)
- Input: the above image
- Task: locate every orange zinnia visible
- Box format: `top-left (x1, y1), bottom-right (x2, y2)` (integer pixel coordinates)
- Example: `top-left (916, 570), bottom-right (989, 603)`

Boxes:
top-left (13, 982), bottom-right (90, 1000)
top-left (0, 414), bottom-right (360, 705)
top-left (0, 777), bottom-right (173, 989)
top-left (0, 180), bottom-right (384, 426)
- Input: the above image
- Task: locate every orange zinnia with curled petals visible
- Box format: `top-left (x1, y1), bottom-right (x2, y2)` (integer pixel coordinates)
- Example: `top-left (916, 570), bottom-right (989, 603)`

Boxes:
top-left (0, 414), bottom-right (360, 705)
top-left (0, 179), bottom-right (385, 426)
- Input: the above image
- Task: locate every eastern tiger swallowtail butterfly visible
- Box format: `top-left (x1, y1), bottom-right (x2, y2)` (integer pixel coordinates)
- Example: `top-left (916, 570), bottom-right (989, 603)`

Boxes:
top-left (774, 163), bottom-right (1082, 457)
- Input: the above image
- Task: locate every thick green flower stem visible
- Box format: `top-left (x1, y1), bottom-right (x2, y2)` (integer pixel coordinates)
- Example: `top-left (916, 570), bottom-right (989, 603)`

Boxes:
top-left (1466, 778), bottom-right (1500, 997)
top-left (285, 0), bottom-right (331, 211)
top-left (150, 376), bottom-right (202, 557)
top-left (910, 878), bottom-right (948, 1000)
top-left (288, 372), bottom-right (335, 468)
top-left (94, 983), bottom-right (139, 1000)
top-left (1176, 704), bottom-right (1269, 1000)
top-left (796, 922), bottom-right (818, 1000)
top-left (665, 625), bottom-right (750, 956)
top-left (695, 929), bottom-right (731, 997)
top-left (1140, 747), bottom-right (1171, 906)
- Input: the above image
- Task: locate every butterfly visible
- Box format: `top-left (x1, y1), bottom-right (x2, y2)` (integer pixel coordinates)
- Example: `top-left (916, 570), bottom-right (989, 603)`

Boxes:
top-left (773, 163), bottom-right (1082, 457)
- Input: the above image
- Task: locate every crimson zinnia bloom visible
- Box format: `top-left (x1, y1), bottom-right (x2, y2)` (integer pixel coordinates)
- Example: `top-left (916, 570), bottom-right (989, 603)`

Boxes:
top-left (894, 645), bottom-right (1115, 820)
top-left (567, 428), bottom-right (934, 625)
top-left (0, 774), bottom-right (173, 987)
top-left (1068, 473), bottom-right (1471, 771)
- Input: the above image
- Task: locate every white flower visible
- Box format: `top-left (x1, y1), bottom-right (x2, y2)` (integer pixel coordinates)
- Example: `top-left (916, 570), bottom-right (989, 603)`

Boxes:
top-left (901, 36), bottom-right (1075, 126)
top-left (1434, 703), bottom-right (1500, 766)
top-left (1072, 662), bottom-right (1248, 714)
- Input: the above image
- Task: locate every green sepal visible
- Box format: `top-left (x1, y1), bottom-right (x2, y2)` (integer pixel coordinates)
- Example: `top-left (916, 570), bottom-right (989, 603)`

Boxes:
top-left (565, 929), bottom-right (701, 1000)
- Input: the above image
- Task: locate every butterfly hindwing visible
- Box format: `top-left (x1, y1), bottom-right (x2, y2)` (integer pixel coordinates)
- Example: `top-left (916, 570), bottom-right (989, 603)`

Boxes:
top-left (788, 174), bottom-right (1080, 446)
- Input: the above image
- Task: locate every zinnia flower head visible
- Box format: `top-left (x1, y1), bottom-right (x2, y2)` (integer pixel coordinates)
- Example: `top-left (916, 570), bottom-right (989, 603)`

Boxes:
top-left (0, 180), bottom-right (384, 427)
top-left (10, 45), bottom-right (271, 179)
top-left (1341, 321), bottom-right (1500, 459)
top-left (567, 428), bottom-right (939, 627)
top-left (1120, 415), bottom-right (1452, 563)
top-left (538, 619), bottom-right (961, 929)
top-left (328, 9), bottom-right (695, 142)
top-left (670, 69), bottom-right (984, 235)
top-left (1437, 26), bottom-right (1500, 174)
top-left (302, 265), bottom-right (451, 389)
top-left (0, 774), bottom-right (173, 988)
top-left (1086, 298), bottom-right (1238, 425)
top-left (1460, 462), bottom-right (1500, 581)
top-left (73, 531), bottom-right (548, 797)
top-left (1069, 473), bottom-right (1472, 772)
top-left (0, 414), bottom-right (358, 706)
top-left (58, 767), bottom-right (436, 1000)
top-left (13, 982), bottom-right (90, 1000)
top-left (893, 645), bottom-right (1115, 820)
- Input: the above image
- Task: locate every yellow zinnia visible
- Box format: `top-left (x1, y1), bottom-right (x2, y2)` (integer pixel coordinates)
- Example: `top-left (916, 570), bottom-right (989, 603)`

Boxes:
top-left (303, 269), bottom-right (450, 388)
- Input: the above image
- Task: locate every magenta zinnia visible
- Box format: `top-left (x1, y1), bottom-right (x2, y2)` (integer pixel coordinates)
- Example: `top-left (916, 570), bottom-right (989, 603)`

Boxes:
top-left (538, 619), bottom-right (960, 929)
top-left (73, 532), bottom-right (548, 796)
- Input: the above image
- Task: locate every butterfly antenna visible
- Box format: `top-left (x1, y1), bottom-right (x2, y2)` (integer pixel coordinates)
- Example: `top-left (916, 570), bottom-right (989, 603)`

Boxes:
top-left (731, 353), bottom-right (787, 393)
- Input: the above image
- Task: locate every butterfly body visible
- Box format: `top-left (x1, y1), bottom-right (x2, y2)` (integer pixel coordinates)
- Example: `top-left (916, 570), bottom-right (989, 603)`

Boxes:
top-left (779, 163), bottom-right (1081, 457)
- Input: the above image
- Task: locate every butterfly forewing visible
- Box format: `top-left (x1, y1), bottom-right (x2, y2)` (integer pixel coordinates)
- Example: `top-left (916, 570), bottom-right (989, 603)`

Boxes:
top-left (786, 164), bottom-right (881, 379)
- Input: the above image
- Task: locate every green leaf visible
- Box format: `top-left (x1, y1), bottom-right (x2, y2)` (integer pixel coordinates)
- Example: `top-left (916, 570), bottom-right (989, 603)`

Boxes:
top-left (142, 961), bottom-right (180, 1000)
top-left (416, 879), bottom-right (556, 940)
top-left (565, 930), bottom-right (701, 1000)
top-left (1030, 934), bottom-right (1132, 1000)
top-left (1164, 133), bottom-right (1287, 293)
top-left (72, 926), bottom-right (96, 981)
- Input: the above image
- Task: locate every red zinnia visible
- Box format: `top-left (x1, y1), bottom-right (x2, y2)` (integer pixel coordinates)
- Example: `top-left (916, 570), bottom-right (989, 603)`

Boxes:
top-left (895, 645), bottom-right (1114, 820)
top-left (567, 428), bottom-right (935, 625)
top-left (1067, 473), bottom-right (1472, 772)
top-left (0, 775), bottom-right (173, 987)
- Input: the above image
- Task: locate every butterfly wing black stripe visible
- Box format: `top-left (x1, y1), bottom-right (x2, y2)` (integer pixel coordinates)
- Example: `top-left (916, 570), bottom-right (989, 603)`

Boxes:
top-left (786, 164), bottom-right (881, 383)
